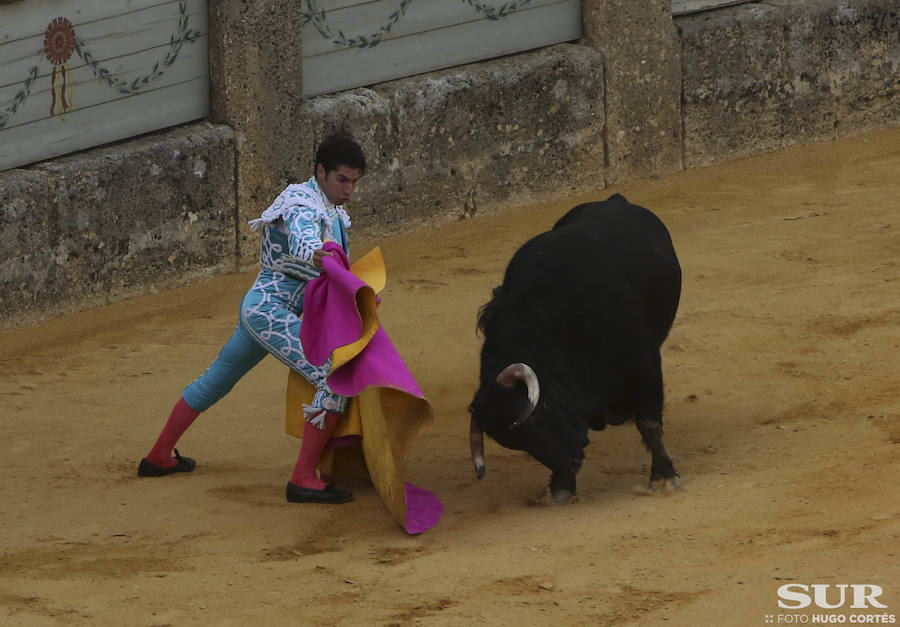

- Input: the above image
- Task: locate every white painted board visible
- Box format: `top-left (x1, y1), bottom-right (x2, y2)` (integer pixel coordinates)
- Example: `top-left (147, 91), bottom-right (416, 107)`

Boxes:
top-left (302, 0), bottom-right (583, 97)
top-left (671, 0), bottom-right (757, 16)
top-left (0, 0), bottom-right (208, 171)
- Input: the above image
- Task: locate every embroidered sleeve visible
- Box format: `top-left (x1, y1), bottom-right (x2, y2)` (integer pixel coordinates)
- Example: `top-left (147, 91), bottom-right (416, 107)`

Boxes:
top-left (286, 205), bottom-right (324, 262)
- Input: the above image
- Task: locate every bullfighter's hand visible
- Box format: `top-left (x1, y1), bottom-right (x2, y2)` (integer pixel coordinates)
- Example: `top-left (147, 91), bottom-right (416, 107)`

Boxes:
top-left (313, 247), bottom-right (333, 270)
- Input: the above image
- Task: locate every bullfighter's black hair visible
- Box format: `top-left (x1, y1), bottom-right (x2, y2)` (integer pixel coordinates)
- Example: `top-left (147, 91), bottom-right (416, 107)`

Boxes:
top-left (315, 132), bottom-right (366, 176)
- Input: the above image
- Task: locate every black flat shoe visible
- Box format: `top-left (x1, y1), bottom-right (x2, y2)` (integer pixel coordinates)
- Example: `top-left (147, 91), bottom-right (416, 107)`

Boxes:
top-left (286, 482), bottom-right (353, 504)
top-left (137, 449), bottom-right (196, 477)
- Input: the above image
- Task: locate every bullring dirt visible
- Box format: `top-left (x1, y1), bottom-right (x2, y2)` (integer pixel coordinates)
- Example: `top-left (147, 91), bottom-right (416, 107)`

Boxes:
top-left (1, 129), bottom-right (898, 626)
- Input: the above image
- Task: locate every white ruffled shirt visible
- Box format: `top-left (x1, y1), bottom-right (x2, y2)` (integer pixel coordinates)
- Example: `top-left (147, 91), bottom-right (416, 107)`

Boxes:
top-left (249, 177), bottom-right (351, 262)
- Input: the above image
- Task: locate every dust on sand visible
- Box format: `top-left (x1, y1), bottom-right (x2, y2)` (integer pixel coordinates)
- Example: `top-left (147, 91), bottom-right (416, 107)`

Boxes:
top-left (1, 130), bottom-right (898, 626)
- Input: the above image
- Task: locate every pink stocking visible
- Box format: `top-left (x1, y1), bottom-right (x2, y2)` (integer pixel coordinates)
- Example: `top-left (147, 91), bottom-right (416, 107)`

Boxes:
top-left (145, 397), bottom-right (200, 468)
top-left (290, 411), bottom-right (340, 490)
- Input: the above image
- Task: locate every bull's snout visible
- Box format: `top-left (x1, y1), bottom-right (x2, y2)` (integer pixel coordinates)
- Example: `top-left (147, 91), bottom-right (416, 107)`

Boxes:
top-left (469, 415), bottom-right (486, 479)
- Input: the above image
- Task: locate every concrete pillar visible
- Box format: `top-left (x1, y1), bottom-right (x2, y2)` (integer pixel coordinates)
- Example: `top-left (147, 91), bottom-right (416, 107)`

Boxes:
top-left (207, 1), bottom-right (306, 263)
top-left (582, 0), bottom-right (683, 184)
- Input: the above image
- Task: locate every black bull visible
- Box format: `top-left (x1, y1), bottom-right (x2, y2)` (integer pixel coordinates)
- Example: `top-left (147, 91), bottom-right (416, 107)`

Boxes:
top-left (468, 194), bottom-right (682, 503)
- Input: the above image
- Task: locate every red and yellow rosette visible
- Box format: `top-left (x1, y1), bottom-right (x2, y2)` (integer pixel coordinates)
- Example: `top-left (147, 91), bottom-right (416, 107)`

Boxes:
top-left (43, 17), bottom-right (76, 119)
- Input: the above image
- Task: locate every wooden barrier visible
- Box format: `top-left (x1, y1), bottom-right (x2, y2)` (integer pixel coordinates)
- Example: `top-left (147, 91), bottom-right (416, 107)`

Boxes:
top-left (301, 0), bottom-right (582, 97)
top-left (0, 0), bottom-right (208, 171)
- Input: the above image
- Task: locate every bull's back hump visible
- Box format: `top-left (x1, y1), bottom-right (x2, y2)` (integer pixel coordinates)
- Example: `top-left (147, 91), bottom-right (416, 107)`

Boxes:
top-left (503, 196), bottom-right (681, 317)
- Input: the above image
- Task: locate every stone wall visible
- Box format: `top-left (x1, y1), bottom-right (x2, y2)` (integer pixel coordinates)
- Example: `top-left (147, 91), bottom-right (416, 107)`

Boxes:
top-left (679, 0), bottom-right (900, 167)
top-left (286, 45), bottom-right (605, 239)
top-left (0, 124), bottom-right (235, 329)
top-left (1, 0), bottom-right (897, 330)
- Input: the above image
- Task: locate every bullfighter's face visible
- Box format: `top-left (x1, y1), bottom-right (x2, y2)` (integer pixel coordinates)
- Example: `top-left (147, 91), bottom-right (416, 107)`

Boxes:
top-left (316, 164), bottom-right (362, 206)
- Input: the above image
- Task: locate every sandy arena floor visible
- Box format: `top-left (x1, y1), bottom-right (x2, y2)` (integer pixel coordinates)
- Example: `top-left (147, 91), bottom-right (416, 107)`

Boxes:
top-left (1, 130), bottom-right (898, 626)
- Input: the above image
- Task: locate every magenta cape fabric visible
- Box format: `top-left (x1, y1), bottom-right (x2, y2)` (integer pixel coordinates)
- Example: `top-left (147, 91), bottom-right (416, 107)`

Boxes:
top-left (300, 242), bottom-right (443, 534)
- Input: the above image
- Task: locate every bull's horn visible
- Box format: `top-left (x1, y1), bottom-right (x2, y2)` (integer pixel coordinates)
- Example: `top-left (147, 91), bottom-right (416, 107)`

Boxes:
top-left (496, 362), bottom-right (540, 429)
top-left (470, 415), bottom-right (486, 479)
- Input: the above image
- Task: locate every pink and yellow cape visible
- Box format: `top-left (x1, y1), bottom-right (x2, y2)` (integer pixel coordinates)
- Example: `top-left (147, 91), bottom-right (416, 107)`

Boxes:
top-left (285, 242), bottom-right (443, 534)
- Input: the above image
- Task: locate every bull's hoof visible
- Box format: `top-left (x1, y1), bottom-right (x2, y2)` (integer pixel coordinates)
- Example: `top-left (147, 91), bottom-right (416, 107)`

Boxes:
top-left (648, 474), bottom-right (681, 493)
top-left (527, 486), bottom-right (579, 506)
top-left (551, 488), bottom-right (578, 504)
